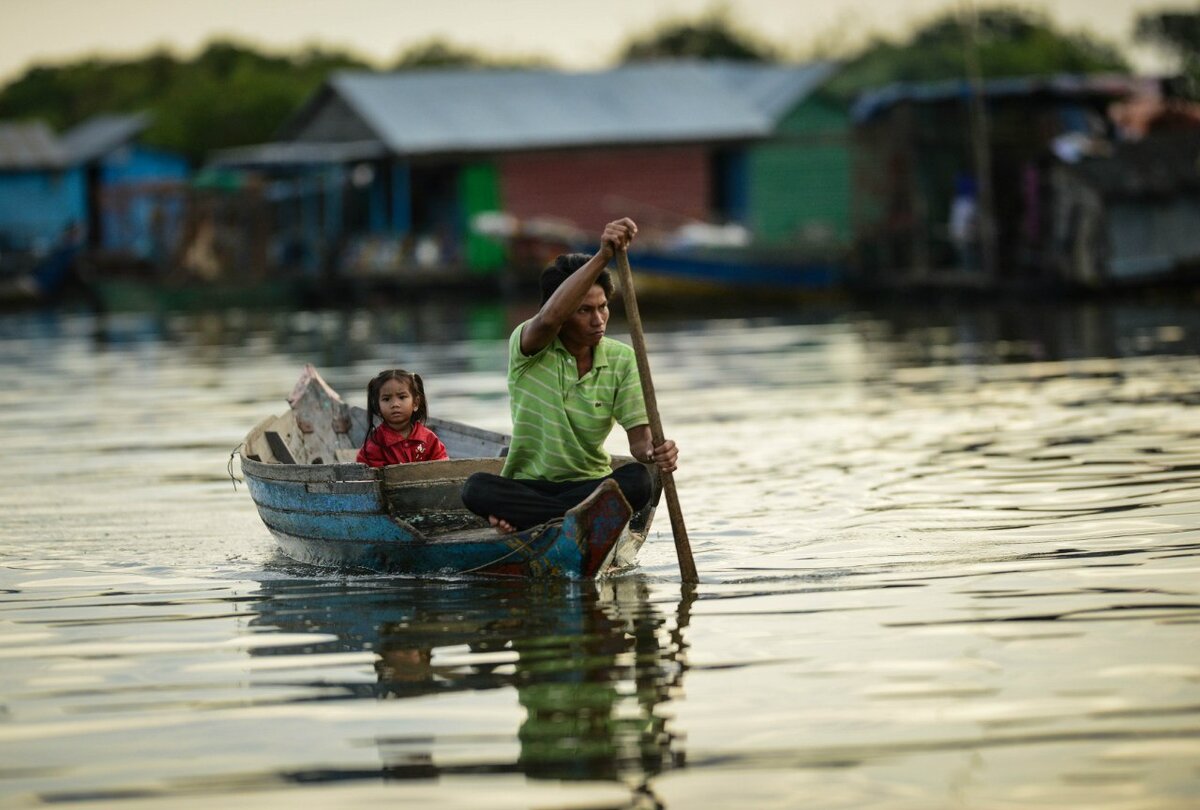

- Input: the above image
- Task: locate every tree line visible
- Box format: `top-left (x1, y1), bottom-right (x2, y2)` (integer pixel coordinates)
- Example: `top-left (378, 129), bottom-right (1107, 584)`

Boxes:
top-left (0, 5), bottom-right (1192, 163)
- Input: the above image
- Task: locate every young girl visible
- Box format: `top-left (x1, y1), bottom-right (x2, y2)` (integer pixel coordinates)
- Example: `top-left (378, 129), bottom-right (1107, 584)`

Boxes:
top-left (356, 369), bottom-right (449, 467)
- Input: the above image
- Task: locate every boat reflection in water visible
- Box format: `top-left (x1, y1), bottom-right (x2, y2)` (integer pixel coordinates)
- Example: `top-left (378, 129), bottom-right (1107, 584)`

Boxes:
top-left (246, 574), bottom-right (691, 789)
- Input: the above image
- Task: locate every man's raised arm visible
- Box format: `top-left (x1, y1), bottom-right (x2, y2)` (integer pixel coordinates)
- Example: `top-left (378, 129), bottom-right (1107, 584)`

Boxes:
top-left (520, 218), bottom-right (638, 356)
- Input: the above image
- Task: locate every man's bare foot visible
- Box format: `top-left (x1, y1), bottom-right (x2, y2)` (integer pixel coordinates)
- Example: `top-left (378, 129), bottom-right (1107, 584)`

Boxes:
top-left (488, 515), bottom-right (517, 534)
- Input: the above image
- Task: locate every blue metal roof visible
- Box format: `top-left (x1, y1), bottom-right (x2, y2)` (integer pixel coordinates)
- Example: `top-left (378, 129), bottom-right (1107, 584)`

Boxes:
top-left (284, 60), bottom-right (838, 156)
top-left (702, 61), bottom-right (840, 120)
top-left (0, 121), bottom-right (68, 169)
top-left (209, 139), bottom-right (388, 168)
top-left (60, 113), bottom-right (151, 163)
top-left (852, 74), bottom-right (1155, 123)
top-left (0, 113), bottom-right (155, 170)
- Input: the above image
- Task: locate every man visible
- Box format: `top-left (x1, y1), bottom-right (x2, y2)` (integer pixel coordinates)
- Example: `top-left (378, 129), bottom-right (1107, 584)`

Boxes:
top-left (461, 218), bottom-right (679, 532)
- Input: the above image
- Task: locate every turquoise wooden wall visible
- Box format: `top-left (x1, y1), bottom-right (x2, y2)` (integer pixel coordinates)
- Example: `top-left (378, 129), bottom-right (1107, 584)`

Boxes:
top-left (0, 168), bottom-right (85, 252)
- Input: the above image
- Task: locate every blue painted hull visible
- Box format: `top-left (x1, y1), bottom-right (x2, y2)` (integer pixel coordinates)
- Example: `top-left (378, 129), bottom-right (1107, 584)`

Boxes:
top-left (628, 248), bottom-right (841, 290)
top-left (241, 457), bottom-right (637, 579)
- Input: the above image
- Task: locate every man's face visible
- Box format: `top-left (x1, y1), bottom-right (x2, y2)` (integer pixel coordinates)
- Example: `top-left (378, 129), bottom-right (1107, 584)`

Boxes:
top-left (560, 284), bottom-right (610, 348)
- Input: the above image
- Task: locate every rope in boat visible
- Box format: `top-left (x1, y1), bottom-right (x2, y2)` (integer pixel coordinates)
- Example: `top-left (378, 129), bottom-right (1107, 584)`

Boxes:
top-left (226, 446), bottom-right (242, 491)
top-left (451, 524), bottom-right (555, 576)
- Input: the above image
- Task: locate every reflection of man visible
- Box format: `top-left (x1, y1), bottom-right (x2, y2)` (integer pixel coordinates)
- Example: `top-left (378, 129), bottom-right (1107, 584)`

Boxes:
top-left (513, 583), bottom-right (674, 782)
top-left (949, 173), bottom-right (979, 273)
top-left (375, 647), bottom-right (433, 684)
top-left (461, 218), bottom-right (678, 532)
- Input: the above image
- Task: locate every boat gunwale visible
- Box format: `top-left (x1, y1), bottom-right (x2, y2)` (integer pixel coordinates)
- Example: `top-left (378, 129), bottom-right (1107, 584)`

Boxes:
top-left (238, 451), bottom-right (510, 486)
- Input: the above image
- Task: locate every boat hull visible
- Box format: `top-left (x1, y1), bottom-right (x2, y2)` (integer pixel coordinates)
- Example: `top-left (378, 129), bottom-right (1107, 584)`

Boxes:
top-left (238, 366), bottom-right (652, 579)
top-left (629, 248), bottom-right (841, 291)
top-left (242, 458), bottom-right (634, 579)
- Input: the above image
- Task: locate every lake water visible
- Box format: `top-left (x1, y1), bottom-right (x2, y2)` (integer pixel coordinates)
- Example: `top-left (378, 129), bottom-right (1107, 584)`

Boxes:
top-left (2, 298), bottom-right (1199, 808)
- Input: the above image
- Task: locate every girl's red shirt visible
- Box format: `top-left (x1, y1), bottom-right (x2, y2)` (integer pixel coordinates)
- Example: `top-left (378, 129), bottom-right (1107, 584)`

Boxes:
top-left (356, 421), bottom-right (449, 467)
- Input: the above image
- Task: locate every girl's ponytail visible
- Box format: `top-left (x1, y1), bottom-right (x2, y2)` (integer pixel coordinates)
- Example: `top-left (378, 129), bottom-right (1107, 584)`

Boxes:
top-left (410, 372), bottom-right (429, 425)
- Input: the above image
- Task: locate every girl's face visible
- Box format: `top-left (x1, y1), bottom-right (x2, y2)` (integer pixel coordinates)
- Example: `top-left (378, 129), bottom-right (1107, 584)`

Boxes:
top-left (378, 378), bottom-right (418, 432)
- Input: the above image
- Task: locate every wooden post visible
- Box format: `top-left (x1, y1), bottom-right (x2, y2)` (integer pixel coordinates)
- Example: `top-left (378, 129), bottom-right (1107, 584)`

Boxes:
top-left (961, 0), bottom-right (999, 282)
top-left (614, 248), bottom-right (699, 584)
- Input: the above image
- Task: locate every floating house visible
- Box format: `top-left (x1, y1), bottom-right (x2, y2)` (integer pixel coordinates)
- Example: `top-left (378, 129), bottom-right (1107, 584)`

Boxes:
top-left (0, 121), bottom-right (78, 260)
top-left (1050, 129), bottom-right (1200, 286)
top-left (62, 113), bottom-right (190, 265)
top-left (210, 61), bottom-right (850, 286)
top-left (849, 74), bottom-right (1160, 289)
top-left (0, 113), bottom-right (188, 268)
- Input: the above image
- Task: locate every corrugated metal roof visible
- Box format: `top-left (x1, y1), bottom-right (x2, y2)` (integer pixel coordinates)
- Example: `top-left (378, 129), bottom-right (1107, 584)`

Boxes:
top-left (60, 112), bottom-right (150, 162)
top-left (852, 74), bottom-right (1157, 123)
top-left (285, 60), bottom-right (838, 156)
top-left (209, 139), bottom-right (388, 168)
top-left (0, 121), bottom-right (68, 169)
top-left (704, 61), bottom-right (840, 120)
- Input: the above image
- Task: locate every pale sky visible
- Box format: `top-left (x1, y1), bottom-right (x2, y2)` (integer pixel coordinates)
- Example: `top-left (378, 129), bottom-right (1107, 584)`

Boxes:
top-left (0, 0), bottom-right (1176, 85)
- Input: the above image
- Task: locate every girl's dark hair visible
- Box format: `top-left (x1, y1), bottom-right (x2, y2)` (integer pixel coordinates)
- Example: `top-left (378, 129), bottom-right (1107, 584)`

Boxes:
top-left (539, 252), bottom-right (614, 305)
top-left (362, 369), bottom-right (429, 449)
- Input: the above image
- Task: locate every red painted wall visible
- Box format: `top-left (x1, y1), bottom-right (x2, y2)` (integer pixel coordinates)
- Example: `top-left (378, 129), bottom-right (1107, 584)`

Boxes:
top-left (498, 146), bottom-right (712, 236)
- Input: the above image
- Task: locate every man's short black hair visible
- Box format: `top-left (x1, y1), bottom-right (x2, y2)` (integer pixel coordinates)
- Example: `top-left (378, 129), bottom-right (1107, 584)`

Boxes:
top-left (539, 253), bottom-right (614, 305)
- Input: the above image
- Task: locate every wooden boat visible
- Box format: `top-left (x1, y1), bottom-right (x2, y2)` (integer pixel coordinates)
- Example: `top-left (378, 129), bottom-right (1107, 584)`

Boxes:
top-left (627, 246), bottom-right (842, 293)
top-left (471, 213), bottom-right (844, 298)
top-left (238, 365), bottom-right (656, 578)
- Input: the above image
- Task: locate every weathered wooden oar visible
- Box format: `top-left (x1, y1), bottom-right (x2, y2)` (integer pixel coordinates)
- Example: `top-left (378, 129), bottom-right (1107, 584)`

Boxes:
top-left (614, 247), bottom-right (699, 584)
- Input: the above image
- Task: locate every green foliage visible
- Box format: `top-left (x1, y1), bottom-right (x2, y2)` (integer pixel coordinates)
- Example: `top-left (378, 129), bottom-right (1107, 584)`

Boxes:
top-left (0, 50), bottom-right (178, 131)
top-left (392, 39), bottom-right (549, 70)
top-left (0, 40), bottom-right (369, 161)
top-left (0, 6), bottom-right (1141, 160)
top-left (826, 6), bottom-right (1129, 98)
top-left (1135, 10), bottom-right (1200, 61)
top-left (619, 7), bottom-right (778, 62)
top-left (1135, 10), bottom-right (1200, 97)
top-left (394, 40), bottom-right (490, 69)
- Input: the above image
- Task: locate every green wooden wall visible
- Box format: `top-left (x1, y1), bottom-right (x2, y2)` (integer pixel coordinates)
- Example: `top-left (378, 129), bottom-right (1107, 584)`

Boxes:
top-left (746, 96), bottom-right (852, 248)
top-left (459, 162), bottom-right (506, 274)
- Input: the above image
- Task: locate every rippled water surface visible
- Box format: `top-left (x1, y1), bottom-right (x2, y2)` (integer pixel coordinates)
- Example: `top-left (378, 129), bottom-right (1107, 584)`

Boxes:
top-left (3, 301), bottom-right (1200, 808)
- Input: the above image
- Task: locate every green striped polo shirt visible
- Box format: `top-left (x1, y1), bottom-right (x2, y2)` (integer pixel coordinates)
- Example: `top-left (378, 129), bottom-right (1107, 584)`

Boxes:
top-left (501, 320), bottom-right (648, 481)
